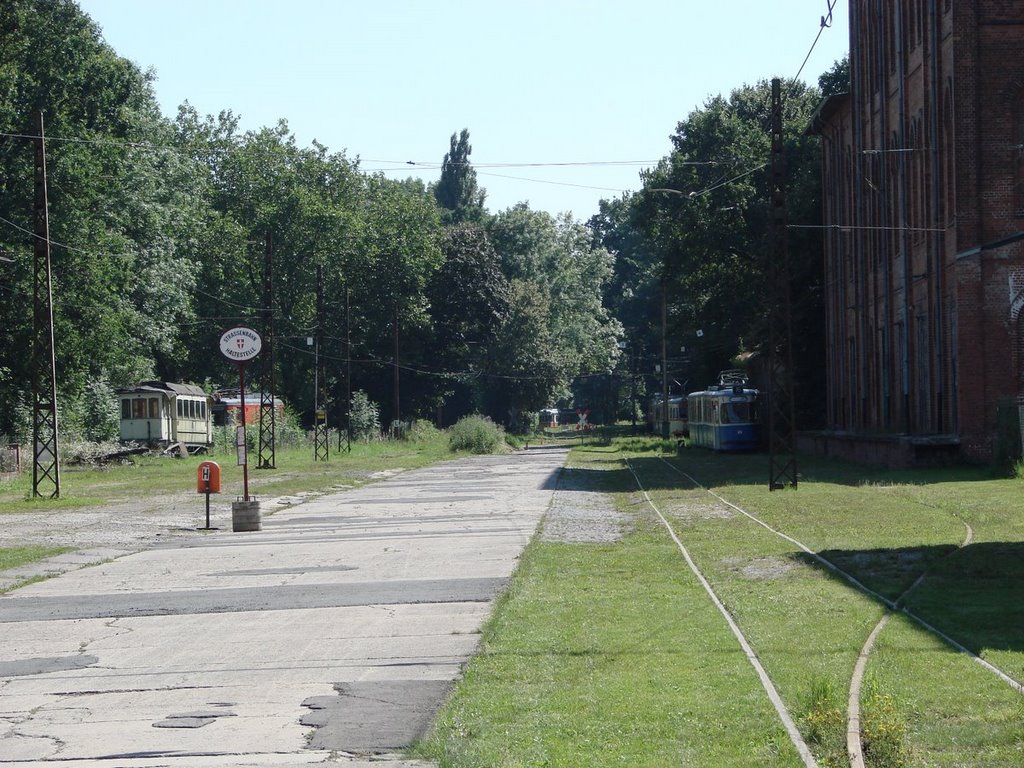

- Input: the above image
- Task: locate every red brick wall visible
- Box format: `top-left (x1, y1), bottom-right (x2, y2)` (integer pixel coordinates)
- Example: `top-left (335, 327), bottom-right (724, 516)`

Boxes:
top-left (812, 0), bottom-right (1024, 463)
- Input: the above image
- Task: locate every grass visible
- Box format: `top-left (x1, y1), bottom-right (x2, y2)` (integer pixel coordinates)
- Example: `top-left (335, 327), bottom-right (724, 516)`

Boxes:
top-left (0, 545), bottom-right (72, 593)
top-left (0, 435), bottom-right (458, 515)
top-left (415, 435), bottom-right (1024, 767)
top-left (0, 545), bottom-right (71, 571)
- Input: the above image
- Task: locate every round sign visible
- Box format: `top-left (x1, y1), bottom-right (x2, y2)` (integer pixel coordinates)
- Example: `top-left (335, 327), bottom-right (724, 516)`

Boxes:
top-left (219, 326), bottom-right (262, 362)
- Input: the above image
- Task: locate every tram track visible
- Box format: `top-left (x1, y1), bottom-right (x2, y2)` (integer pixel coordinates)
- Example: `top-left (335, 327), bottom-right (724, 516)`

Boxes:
top-left (624, 459), bottom-right (820, 768)
top-left (635, 453), bottom-right (1023, 766)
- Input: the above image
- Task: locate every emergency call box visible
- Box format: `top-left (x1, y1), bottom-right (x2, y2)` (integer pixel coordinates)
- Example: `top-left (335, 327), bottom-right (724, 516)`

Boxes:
top-left (197, 460), bottom-right (221, 493)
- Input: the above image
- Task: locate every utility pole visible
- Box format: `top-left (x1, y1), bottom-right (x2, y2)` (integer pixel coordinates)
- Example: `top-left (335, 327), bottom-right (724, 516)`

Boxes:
top-left (31, 110), bottom-right (60, 499)
top-left (629, 343), bottom-right (637, 433)
top-left (393, 302), bottom-right (400, 435)
top-left (257, 231), bottom-right (276, 469)
top-left (767, 78), bottom-right (798, 490)
top-left (345, 285), bottom-right (352, 452)
top-left (313, 263), bottom-right (329, 461)
top-left (661, 281), bottom-right (669, 439)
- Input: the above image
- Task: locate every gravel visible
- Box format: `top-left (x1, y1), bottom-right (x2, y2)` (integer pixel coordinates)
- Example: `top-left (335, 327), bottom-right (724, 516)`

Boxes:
top-left (541, 467), bottom-right (630, 543)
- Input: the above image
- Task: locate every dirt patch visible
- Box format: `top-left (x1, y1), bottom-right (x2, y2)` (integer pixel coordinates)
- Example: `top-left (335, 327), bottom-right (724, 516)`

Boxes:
top-left (722, 555), bottom-right (796, 580)
top-left (663, 499), bottom-right (734, 522)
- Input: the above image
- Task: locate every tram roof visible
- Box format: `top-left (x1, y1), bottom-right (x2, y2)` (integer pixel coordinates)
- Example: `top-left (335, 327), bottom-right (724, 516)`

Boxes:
top-left (116, 381), bottom-right (208, 398)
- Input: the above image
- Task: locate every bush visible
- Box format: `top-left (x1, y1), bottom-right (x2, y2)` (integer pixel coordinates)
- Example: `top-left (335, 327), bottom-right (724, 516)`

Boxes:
top-left (404, 419), bottom-right (443, 444)
top-left (60, 438), bottom-right (131, 466)
top-left (350, 390), bottom-right (381, 442)
top-left (448, 415), bottom-right (507, 455)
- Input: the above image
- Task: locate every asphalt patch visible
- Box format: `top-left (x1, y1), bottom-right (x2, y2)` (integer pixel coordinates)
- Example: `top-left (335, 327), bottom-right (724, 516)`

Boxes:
top-left (301, 680), bottom-right (451, 752)
top-left (0, 654), bottom-right (98, 677)
top-left (153, 709), bottom-right (237, 729)
top-left (0, 577), bottom-right (507, 623)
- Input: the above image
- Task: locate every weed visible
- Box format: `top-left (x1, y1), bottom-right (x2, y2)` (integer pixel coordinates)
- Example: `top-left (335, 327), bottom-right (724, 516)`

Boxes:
top-left (799, 677), bottom-right (846, 766)
top-left (860, 679), bottom-right (908, 768)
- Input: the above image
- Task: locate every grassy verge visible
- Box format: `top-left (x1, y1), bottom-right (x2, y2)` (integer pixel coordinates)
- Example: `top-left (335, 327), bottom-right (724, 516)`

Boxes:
top-left (416, 436), bottom-right (1024, 767)
top-left (0, 545), bottom-right (71, 571)
top-left (0, 545), bottom-right (73, 593)
top-left (0, 435), bottom-right (457, 515)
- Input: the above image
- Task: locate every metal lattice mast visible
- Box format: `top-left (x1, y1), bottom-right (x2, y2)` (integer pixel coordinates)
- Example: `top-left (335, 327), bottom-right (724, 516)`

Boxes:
top-left (313, 263), bottom-right (329, 461)
top-left (767, 79), bottom-right (798, 490)
top-left (257, 231), bottom-right (276, 468)
top-left (31, 111), bottom-right (60, 499)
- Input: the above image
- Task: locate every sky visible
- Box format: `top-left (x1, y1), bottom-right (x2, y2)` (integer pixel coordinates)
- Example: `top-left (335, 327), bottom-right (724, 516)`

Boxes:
top-left (75, 0), bottom-right (849, 222)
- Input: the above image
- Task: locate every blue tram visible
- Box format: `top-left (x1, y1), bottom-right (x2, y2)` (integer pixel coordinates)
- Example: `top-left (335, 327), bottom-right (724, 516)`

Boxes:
top-left (686, 371), bottom-right (760, 451)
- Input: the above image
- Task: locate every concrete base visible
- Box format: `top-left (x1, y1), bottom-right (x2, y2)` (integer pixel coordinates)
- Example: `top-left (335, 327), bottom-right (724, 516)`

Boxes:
top-left (232, 499), bottom-right (261, 532)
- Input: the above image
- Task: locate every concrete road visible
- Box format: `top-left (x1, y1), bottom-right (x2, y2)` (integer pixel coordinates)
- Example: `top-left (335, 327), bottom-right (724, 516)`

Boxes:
top-left (0, 447), bottom-right (567, 767)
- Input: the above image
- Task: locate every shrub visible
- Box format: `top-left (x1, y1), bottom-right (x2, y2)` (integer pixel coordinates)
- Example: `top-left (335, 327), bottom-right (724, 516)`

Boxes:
top-left (448, 414), bottom-right (507, 454)
top-left (349, 390), bottom-right (381, 442)
top-left (404, 419), bottom-right (443, 444)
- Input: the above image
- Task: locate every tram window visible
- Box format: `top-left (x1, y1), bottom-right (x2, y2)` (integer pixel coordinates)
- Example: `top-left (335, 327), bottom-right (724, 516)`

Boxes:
top-left (722, 401), bottom-right (752, 424)
top-left (121, 399), bottom-right (131, 419)
top-left (148, 398), bottom-right (160, 418)
top-left (200, 401), bottom-right (206, 418)
top-left (132, 399), bottom-right (146, 419)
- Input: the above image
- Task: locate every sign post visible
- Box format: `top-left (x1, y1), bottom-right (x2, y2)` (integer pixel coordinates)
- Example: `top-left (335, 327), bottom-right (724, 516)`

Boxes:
top-left (219, 327), bottom-right (262, 531)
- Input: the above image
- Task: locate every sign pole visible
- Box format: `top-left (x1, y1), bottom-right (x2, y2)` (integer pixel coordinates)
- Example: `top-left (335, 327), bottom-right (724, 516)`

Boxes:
top-left (219, 326), bottom-right (263, 531)
top-left (239, 361), bottom-right (249, 501)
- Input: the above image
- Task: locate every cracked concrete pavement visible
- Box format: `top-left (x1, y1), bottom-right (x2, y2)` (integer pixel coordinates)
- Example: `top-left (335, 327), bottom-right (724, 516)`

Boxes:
top-left (0, 447), bottom-right (567, 767)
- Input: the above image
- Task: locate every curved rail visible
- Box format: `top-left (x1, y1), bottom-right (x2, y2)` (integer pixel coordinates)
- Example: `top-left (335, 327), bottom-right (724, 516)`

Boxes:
top-left (625, 460), bottom-right (820, 768)
top-left (655, 455), bottom-right (1024, 767)
top-left (845, 520), bottom-right (973, 768)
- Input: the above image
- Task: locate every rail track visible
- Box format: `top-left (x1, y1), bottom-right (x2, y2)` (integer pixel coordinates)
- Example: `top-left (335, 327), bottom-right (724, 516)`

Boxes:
top-left (625, 452), bottom-right (1023, 767)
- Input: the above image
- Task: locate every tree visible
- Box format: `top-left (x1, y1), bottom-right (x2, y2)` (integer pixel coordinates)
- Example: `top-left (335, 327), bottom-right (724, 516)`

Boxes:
top-left (433, 128), bottom-right (486, 225)
top-left (484, 279), bottom-right (563, 425)
top-left (610, 78), bottom-right (826, 423)
top-left (427, 224), bottom-right (509, 422)
top-left (488, 204), bottom-right (622, 415)
top-left (0, 0), bottom-right (207, 436)
top-left (818, 56), bottom-right (850, 98)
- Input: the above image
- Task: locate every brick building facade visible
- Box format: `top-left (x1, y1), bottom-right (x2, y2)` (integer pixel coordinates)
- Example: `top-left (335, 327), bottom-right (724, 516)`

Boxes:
top-left (808, 0), bottom-right (1024, 464)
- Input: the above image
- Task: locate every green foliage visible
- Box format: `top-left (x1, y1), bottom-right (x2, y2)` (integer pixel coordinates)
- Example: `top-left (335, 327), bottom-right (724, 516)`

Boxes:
top-left (403, 419), bottom-right (442, 444)
top-left (818, 56), bottom-right (850, 98)
top-left (601, 78), bottom-right (825, 420)
top-left (484, 206), bottom-right (622, 421)
top-left (79, 378), bottom-right (120, 442)
top-left (433, 128), bottom-right (486, 224)
top-left (349, 390), bottom-right (381, 442)
top-left (448, 414), bottom-right (507, 454)
top-left (860, 680), bottom-right (909, 768)
top-left (799, 677), bottom-right (846, 767)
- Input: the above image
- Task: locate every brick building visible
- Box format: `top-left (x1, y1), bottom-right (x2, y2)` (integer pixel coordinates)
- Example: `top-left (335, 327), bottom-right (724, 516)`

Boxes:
top-left (808, 0), bottom-right (1024, 465)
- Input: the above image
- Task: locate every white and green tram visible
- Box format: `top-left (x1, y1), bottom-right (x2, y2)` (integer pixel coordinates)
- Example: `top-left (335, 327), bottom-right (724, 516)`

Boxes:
top-left (117, 381), bottom-right (212, 452)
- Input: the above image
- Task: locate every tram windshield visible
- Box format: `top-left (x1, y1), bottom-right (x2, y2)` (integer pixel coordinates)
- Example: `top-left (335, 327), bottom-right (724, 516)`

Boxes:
top-left (720, 399), bottom-right (754, 424)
